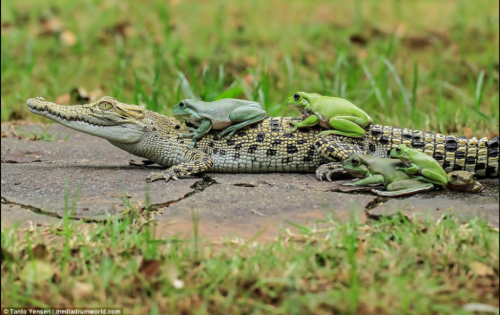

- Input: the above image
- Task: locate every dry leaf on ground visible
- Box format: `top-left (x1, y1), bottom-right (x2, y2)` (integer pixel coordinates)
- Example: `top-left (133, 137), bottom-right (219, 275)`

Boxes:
top-left (139, 259), bottom-right (161, 280)
top-left (20, 260), bottom-right (55, 284)
top-left (469, 261), bottom-right (494, 277)
top-left (61, 30), bottom-right (77, 46)
top-left (72, 282), bottom-right (94, 299)
top-left (32, 244), bottom-right (49, 260)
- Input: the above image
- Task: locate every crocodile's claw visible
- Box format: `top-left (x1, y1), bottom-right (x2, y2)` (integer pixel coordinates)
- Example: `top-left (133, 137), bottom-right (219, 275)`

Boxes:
top-left (145, 171), bottom-right (179, 183)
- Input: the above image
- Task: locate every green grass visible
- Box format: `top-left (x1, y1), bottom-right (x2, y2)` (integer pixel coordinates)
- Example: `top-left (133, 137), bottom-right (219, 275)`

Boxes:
top-left (1, 0), bottom-right (499, 137)
top-left (1, 213), bottom-right (498, 314)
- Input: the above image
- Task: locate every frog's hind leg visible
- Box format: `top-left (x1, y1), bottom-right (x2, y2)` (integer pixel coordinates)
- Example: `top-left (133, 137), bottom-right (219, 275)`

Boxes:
top-left (343, 174), bottom-right (385, 187)
top-left (317, 117), bottom-right (367, 138)
top-left (418, 169), bottom-right (448, 186)
top-left (218, 108), bottom-right (267, 139)
top-left (372, 180), bottom-right (434, 197)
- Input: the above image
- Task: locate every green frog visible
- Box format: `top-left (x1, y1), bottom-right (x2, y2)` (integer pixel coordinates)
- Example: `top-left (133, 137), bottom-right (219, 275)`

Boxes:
top-left (286, 92), bottom-right (373, 137)
top-left (173, 98), bottom-right (267, 148)
top-left (445, 171), bottom-right (483, 193)
top-left (342, 153), bottom-right (434, 197)
top-left (390, 144), bottom-right (448, 186)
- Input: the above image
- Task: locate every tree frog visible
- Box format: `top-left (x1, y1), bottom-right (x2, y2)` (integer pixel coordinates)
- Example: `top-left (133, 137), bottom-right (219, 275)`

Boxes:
top-left (342, 153), bottom-right (434, 197)
top-left (173, 98), bottom-right (267, 148)
top-left (286, 92), bottom-right (373, 138)
top-left (389, 144), bottom-right (449, 186)
top-left (445, 171), bottom-right (483, 193)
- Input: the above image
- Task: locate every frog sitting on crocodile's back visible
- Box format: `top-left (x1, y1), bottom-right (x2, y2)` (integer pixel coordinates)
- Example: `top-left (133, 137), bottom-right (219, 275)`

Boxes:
top-left (342, 153), bottom-right (434, 197)
top-left (173, 98), bottom-right (267, 148)
top-left (286, 92), bottom-right (374, 138)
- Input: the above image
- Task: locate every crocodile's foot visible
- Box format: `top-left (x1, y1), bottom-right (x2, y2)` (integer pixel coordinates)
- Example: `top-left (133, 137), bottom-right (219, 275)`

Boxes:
top-left (315, 162), bottom-right (347, 181)
top-left (145, 171), bottom-right (179, 182)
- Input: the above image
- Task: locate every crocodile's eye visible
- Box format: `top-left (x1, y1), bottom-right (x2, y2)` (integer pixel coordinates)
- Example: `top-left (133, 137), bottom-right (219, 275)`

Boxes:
top-left (351, 157), bottom-right (360, 167)
top-left (451, 174), bottom-right (458, 181)
top-left (98, 101), bottom-right (113, 111)
top-left (294, 93), bottom-right (301, 101)
top-left (178, 101), bottom-right (186, 109)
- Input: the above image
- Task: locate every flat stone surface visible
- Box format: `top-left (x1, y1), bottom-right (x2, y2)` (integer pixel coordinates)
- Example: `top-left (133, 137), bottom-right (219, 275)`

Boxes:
top-left (207, 173), bottom-right (372, 193)
top-left (368, 187), bottom-right (500, 227)
top-left (1, 123), bottom-right (199, 219)
top-left (156, 184), bottom-right (373, 240)
top-left (1, 203), bottom-right (61, 228)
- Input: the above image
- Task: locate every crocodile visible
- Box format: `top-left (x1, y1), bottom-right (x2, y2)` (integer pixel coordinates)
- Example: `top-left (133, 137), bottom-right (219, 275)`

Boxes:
top-left (26, 96), bottom-right (499, 182)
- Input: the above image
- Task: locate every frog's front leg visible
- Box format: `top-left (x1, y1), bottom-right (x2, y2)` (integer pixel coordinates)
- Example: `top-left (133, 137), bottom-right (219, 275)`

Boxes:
top-left (291, 115), bottom-right (320, 132)
top-left (395, 164), bottom-right (419, 175)
top-left (343, 174), bottom-right (384, 186)
top-left (145, 149), bottom-right (214, 183)
top-left (373, 180), bottom-right (434, 197)
top-left (317, 116), bottom-right (368, 138)
top-left (218, 107), bottom-right (267, 139)
top-left (179, 119), bottom-right (212, 149)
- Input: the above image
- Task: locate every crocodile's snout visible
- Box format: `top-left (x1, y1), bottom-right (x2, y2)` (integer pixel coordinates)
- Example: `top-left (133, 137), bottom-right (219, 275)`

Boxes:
top-left (27, 97), bottom-right (45, 107)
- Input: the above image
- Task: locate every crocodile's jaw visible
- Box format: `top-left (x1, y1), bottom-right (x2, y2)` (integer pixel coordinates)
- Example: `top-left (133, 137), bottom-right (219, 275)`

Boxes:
top-left (26, 98), bottom-right (146, 143)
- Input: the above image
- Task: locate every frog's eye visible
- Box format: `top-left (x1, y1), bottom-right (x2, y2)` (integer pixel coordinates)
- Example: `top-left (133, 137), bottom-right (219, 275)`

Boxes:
top-left (473, 174), bottom-right (477, 181)
top-left (294, 93), bottom-right (301, 101)
top-left (178, 101), bottom-right (186, 109)
top-left (451, 174), bottom-right (458, 181)
top-left (98, 101), bottom-right (113, 111)
top-left (395, 146), bottom-right (402, 154)
top-left (351, 157), bottom-right (360, 166)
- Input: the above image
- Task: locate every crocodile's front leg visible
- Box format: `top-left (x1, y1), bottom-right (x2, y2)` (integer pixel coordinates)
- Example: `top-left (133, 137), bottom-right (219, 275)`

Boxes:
top-left (314, 136), bottom-right (373, 181)
top-left (145, 149), bottom-right (214, 182)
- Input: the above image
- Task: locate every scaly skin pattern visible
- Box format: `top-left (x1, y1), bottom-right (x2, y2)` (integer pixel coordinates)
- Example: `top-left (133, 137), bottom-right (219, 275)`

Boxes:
top-left (26, 97), bottom-right (499, 181)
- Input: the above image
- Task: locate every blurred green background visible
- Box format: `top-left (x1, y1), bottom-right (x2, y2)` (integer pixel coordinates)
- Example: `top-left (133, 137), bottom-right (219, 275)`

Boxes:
top-left (1, 0), bottom-right (498, 137)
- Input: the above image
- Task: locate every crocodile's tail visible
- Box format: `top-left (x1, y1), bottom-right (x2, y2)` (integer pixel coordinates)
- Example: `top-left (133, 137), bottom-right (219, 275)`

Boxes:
top-left (368, 125), bottom-right (499, 178)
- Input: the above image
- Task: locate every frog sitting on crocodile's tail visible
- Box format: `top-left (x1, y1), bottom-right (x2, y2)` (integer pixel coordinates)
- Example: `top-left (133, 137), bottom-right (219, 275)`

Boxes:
top-left (342, 153), bottom-right (434, 197)
top-left (286, 92), bottom-right (374, 138)
top-left (173, 98), bottom-right (267, 148)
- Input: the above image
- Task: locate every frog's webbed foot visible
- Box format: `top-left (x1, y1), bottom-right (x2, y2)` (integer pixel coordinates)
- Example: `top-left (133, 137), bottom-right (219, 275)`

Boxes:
top-left (315, 162), bottom-right (348, 181)
top-left (372, 181), bottom-right (434, 197)
top-left (179, 132), bottom-right (195, 138)
top-left (188, 140), bottom-right (197, 149)
top-left (342, 181), bottom-right (357, 186)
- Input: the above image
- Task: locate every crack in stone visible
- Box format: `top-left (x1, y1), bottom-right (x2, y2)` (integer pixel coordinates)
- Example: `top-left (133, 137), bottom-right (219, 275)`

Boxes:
top-left (1, 195), bottom-right (109, 223)
top-left (1, 159), bottom-right (43, 164)
top-left (149, 175), bottom-right (216, 210)
top-left (364, 197), bottom-right (385, 215)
